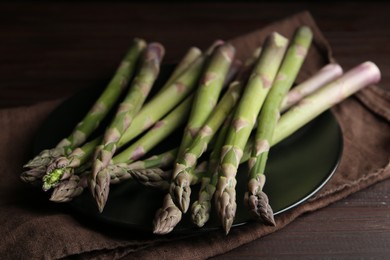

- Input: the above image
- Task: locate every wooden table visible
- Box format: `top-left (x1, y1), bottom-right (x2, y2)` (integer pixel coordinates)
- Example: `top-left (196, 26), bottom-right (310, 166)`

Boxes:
top-left (1, 2), bottom-right (389, 258)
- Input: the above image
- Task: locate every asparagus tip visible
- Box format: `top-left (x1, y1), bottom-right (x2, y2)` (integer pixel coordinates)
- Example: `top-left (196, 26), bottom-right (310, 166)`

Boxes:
top-left (191, 200), bottom-right (210, 228)
top-left (216, 187), bottom-right (237, 235)
top-left (93, 169), bottom-right (111, 213)
top-left (170, 174), bottom-right (192, 213)
top-left (20, 167), bottom-right (45, 183)
top-left (50, 175), bottom-right (84, 203)
top-left (245, 190), bottom-right (276, 226)
top-left (153, 194), bottom-right (182, 235)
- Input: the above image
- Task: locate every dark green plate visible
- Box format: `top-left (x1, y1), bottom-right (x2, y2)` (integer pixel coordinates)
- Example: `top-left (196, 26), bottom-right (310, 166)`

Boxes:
top-left (34, 66), bottom-right (343, 234)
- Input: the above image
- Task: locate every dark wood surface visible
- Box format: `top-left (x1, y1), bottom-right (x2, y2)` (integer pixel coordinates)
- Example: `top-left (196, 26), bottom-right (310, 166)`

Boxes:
top-left (1, 2), bottom-right (389, 258)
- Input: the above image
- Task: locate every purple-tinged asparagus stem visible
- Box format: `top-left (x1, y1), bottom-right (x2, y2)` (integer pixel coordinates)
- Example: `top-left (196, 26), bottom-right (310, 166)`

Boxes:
top-left (215, 32), bottom-right (289, 234)
top-left (281, 63), bottom-right (343, 112)
top-left (272, 61), bottom-right (381, 145)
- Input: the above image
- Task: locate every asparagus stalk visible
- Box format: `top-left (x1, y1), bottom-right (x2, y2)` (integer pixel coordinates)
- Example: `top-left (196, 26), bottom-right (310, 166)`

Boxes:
top-left (176, 43), bottom-right (236, 157)
top-left (22, 39), bottom-right (146, 179)
top-left (189, 49), bottom-right (262, 224)
top-left (280, 63), bottom-right (343, 112)
top-left (91, 43), bottom-right (165, 209)
top-left (92, 95), bottom-right (193, 212)
top-left (215, 32), bottom-right (289, 234)
top-left (170, 44), bottom-right (236, 212)
top-left (117, 41), bottom-right (222, 147)
top-left (245, 26), bottom-right (313, 225)
top-left (272, 61), bottom-right (381, 145)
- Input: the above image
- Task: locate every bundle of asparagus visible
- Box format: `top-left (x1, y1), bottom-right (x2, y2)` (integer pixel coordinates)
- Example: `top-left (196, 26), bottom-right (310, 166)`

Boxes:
top-left (21, 26), bottom-right (381, 236)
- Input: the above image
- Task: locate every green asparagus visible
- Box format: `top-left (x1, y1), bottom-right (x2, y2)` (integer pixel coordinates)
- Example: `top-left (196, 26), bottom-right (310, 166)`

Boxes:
top-left (215, 32), bottom-right (289, 234)
top-left (170, 43), bottom-right (236, 212)
top-left (245, 26), bottom-right (313, 225)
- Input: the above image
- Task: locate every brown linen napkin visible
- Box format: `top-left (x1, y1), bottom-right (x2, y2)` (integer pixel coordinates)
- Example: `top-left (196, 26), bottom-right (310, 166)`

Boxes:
top-left (0, 11), bottom-right (389, 260)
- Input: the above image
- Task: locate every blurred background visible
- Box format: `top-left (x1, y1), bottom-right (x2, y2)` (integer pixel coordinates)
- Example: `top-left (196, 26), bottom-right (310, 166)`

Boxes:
top-left (1, 1), bottom-right (389, 106)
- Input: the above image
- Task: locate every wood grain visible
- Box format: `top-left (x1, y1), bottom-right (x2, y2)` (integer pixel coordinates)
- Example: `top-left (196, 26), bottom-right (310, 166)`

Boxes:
top-left (0, 2), bottom-right (389, 258)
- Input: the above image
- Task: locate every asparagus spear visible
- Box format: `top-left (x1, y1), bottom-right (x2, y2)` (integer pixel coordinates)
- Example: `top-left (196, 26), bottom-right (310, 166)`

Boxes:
top-left (22, 39), bottom-right (146, 182)
top-left (178, 44), bottom-right (235, 155)
top-left (176, 43), bottom-right (235, 157)
top-left (245, 26), bottom-right (313, 225)
top-left (280, 63), bottom-right (343, 112)
top-left (170, 44), bottom-right (236, 212)
top-left (215, 32), bottom-right (289, 234)
top-left (170, 81), bottom-right (242, 213)
top-left (92, 95), bottom-right (193, 212)
top-left (187, 49), bottom-right (263, 222)
top-left (91, 43), bottom-right (165, 209)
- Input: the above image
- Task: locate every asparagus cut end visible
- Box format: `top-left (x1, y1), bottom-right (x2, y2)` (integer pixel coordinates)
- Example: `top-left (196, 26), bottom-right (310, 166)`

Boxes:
top-left (42, 168), bottom-right (65, 191)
